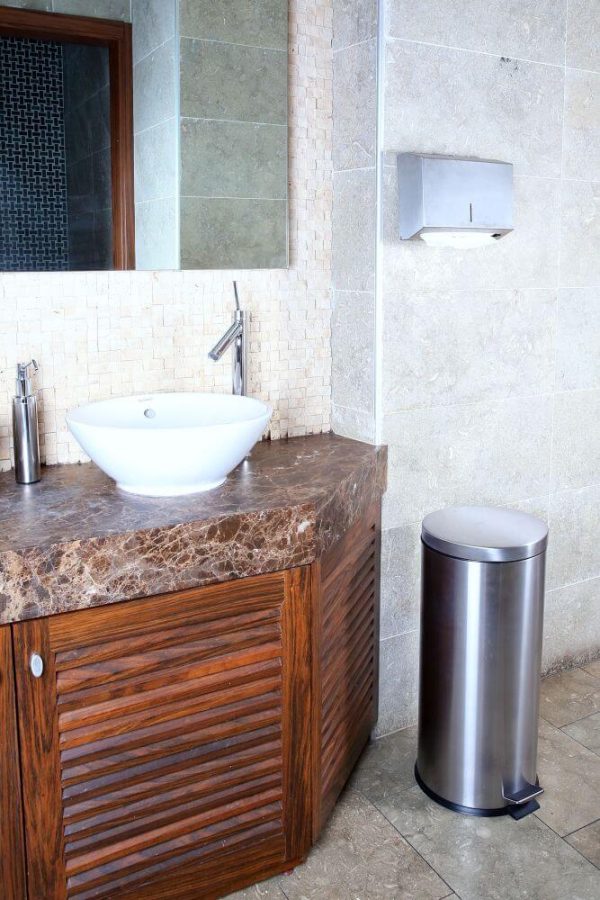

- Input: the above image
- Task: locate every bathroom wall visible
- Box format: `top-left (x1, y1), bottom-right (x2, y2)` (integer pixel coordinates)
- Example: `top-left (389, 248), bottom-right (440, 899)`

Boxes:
top-left (0, 0), bottom-right (333, 467)
top-left (333, 0), bottom-right (600, 735)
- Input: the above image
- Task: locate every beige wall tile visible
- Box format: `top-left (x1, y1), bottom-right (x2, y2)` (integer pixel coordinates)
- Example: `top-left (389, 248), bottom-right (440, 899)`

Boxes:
top-left (384, 40), bottom-right (564, 177)
top-left (331, 290), bottom-right (375, 413)
top-left (567, 0), bottom-right (600, 72)
top-left (556, 288), bottom-right (600, 390)
top-left (382, 396), bottom-right (553, 529)
top-left (132, 0), bottom-right (176, 65)
top-left (563, 68), bottom-right (600, 182)
top-left (134, 118), bottom-right (177, 205)
top-left (333, 37), bottom-right (377, 171)
top-left (560, 180), bottom-right (600, 288)
top-left (543, 578), bottom-right (600, 672)
top-left (380, 522), bottom-right (421, 640)
top-left (376, 629), bottom-right (420, 736)
top-left (133, 38), bottom-right (177, 135)
top-left (548, 484), bottom-right (600, 589)
top-left (332, 167), bottom-right (377, 292)
top-left (53, 0), bottom-right (130, 19)
top-left (386, 0), bottom-right (567, 66)
top-left (179, 0), bottom-right (288, 51)
top-left (330, 403), bottom-right (375, 443)
top-left (333, 0), bottom-right (377, 51)
top-left (551, 390), bottom-right (600, 491)
top-left (383, 288), bottom-right (556, 412)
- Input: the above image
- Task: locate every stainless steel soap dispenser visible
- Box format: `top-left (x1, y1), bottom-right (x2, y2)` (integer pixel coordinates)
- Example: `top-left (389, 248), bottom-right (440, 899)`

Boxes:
top-left (13, 359), bottom-right (41, 484)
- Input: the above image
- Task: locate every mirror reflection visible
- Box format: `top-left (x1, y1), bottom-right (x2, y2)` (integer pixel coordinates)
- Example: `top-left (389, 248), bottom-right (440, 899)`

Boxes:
top-left (0, 1), bottom-right (289, 272)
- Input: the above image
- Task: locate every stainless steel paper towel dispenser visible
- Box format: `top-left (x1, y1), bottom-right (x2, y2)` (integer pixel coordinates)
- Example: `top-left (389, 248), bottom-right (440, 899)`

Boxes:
top-left (398, 154), bottom-right (513, 248)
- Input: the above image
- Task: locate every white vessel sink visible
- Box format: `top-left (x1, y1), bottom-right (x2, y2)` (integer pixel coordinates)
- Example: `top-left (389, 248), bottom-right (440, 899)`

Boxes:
top-left (66, 393), bottom-right (272, 496)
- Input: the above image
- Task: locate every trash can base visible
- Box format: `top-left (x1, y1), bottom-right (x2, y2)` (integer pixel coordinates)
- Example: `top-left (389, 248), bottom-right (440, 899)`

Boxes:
top-left (508, 799), bottom-right (540, 820)
top-left (414, 764), bottom-right (510, 818)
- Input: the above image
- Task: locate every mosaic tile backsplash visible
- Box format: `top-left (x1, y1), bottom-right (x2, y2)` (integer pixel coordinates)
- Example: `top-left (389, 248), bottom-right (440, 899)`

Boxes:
top-left (0, 36), bottom-right (69, 272)
top-left (0, 0), bottom-right (334, 470)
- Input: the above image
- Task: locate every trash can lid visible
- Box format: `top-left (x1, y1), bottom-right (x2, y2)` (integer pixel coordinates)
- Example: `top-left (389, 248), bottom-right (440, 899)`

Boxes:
top-left (421, 506), bottom-right (548, 562)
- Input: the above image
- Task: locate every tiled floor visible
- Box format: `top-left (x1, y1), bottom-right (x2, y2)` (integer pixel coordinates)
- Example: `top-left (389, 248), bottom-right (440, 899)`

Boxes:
top-left (228, 662), bottom-right (600, 899)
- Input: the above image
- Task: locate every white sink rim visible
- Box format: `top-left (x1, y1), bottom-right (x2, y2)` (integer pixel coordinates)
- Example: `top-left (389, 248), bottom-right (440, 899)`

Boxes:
top-left (66, 392), bottom-right (272, 497)
top-left (66, 392), bottom-right (271, 431)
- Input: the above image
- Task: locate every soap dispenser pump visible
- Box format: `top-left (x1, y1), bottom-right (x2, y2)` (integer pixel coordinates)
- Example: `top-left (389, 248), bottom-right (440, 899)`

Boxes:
top-left (13, 359), bottom-right (41, 484)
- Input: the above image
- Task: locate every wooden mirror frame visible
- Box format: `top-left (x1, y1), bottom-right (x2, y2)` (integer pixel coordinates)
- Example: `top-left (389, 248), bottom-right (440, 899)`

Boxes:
top-left (0, 7), bottom-right (135, 270)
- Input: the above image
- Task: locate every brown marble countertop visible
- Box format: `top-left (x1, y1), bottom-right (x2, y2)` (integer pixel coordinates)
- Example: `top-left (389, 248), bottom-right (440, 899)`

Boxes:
top-left (0, 433), bottom-right (387, 624)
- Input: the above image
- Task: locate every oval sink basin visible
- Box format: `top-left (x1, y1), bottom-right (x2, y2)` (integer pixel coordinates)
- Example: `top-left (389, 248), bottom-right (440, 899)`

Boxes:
top-left (66, 393), bottom-right (272, 496)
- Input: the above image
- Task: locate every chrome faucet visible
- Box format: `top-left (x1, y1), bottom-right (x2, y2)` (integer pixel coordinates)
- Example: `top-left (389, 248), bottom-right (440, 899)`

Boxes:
top-left (208, 282), bottom-right (248, 396)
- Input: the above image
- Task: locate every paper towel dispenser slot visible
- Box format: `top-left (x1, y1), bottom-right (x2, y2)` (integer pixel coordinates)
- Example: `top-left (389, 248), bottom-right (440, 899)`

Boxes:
top-left (398, 154), bottom-right (513, 247)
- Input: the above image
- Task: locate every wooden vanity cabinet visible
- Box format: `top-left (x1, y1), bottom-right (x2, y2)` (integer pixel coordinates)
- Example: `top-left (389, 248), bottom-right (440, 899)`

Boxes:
top-left (11, 570), bottom-right (312, 900)
top-left (4, 505), bottom-right (381, 900)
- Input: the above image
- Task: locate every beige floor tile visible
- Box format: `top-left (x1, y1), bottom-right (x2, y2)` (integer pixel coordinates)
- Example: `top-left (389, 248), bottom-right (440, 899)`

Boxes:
top-left (584, 659), bottom-right (600, 679)
top-left (375, 782), bottom-right (600, 900)
top-left (225, 880), bottom-right (287, 899)
top-left (563, 712), bottom-right (600, 755)
top-left (566, 819), bottom-right (600, 869)
top-left (536, 719), bottom-right (600, 836)
top-left (280, 788), bottom-right (450, 900)
top-left (349, 726), bottom-right (418, 803)
top-left (540, 667), bottom-right (600, 727)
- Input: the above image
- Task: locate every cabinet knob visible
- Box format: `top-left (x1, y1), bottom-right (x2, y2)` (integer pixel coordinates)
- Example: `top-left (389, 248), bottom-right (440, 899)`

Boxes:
top-left (30, 653), bottom-right (44, 678)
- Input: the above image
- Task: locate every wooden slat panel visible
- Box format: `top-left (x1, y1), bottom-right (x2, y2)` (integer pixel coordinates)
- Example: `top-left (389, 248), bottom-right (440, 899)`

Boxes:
top-left (56, 620), bottom-right (280, 694)
top-left (0, 626), bottom-right (27, 900)
top-left (67, 803), bottom-right (284, 897)
top-left (63, 735), bottom-right (282, 824)
top-left (65, 774), bottom-right (282, 860)
top-left (61, 699), bottom-right (281, 782)
top-left (65, 759), bottom-right (282, 841)
top-left (57, 644), bottom-right (282, 724)
top-left (48, 574), bottom-right (286, 653)
top-left (59, 668), bottom-right (282, 751)
top-left (66, 788), bottom-right (283, 878)
top-left (115, 833), bottom-right (291, 900)
top-left (315, 503), bottom-right (381, 836)
top-left (78, 821), bottom-right (286, 900)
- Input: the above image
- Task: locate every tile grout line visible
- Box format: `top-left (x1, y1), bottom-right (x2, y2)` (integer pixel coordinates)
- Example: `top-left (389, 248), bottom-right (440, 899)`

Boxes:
top-left (354, 786), bottom-right (459, 900)
top-left (563, 816), bottom-right (600, 839)
top-left (533, 810), bottom-right (600, 870)
top-left (385, 34), bottom-right (581, 72)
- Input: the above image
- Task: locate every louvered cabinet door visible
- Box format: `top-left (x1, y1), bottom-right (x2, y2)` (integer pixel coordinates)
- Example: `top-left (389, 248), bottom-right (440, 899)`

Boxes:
top-left (13, 570), bottom-right (312, 900)
top-left (0, 626), bottom-right (27, 900)
top-left (314, 503), bottom-right (381, 834)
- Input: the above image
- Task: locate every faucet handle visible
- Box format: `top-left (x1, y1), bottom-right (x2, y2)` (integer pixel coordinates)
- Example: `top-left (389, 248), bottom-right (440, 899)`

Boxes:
top-left (15, 359), bottom-right (39, 397)
top-left (17, 359), bottom-right (38, 378)
top-left (233, 281), bottom-right (240, 311)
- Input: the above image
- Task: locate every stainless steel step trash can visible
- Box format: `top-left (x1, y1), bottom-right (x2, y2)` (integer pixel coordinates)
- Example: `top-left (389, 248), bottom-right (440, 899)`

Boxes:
top-left (416, 506), bottom-right (549, 819)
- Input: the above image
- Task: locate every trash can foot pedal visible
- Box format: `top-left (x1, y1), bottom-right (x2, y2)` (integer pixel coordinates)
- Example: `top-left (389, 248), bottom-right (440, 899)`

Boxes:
top-left (502, 781), bottom-right (544, 806)
top-left (508, 799), bottom-right (540, 820)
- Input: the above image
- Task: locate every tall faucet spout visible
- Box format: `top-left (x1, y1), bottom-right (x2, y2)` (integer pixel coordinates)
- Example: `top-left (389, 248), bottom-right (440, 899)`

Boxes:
top-left (208, 320), bottom-right (242, 361)
top-left (208, 281), bottom-right (248, 395)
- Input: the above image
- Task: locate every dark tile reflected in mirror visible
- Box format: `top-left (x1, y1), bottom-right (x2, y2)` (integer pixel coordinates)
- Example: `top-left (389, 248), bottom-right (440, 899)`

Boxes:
top-left (0, 35), bottom-right (112, 271)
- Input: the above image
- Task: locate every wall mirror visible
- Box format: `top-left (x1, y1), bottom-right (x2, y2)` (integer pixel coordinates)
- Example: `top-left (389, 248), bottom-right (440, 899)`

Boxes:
top-left (0, 1), bottom-right (289, 272)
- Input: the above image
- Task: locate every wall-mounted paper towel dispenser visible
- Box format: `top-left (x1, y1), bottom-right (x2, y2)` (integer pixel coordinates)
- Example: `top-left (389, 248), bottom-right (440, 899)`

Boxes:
top-left (398, 154), bottom-right (513, 248)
